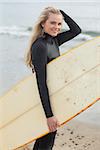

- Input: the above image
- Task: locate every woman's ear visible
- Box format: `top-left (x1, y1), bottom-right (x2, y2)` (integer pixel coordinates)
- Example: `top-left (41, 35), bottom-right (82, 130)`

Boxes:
top-left (41, 23), bottom-right (44, 28)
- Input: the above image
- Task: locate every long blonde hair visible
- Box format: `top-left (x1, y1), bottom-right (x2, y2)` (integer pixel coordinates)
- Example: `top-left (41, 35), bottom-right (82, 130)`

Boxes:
top-left (25, 6), bottom-right (62, 68)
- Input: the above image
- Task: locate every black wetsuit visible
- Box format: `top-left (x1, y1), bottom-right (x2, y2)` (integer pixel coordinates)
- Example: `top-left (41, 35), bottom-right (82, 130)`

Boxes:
top-left (32, 10), bottom-right (81, 150)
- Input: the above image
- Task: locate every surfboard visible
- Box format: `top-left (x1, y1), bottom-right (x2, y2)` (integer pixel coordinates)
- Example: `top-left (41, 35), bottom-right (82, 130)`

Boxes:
top-left (0, 37), bottom-right (100, 150)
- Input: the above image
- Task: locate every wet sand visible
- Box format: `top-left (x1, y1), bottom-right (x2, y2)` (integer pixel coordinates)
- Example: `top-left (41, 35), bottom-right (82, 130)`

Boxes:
top-left (20, 119), bottom-right (100, 150)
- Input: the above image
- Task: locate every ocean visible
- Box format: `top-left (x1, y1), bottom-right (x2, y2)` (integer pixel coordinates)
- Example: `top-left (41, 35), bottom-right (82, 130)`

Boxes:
top-left (0, 1), bottom-right (100, 126)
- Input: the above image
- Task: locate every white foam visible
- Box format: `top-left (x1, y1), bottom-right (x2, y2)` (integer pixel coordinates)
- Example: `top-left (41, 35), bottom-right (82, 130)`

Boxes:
top-left (74, 33), bottom-right (93, 41)
top-left (0, 25), bottom-right (30, 37)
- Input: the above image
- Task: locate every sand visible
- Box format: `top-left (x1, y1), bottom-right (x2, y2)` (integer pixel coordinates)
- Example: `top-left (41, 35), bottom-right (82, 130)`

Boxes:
top-left (19, 119), bottom-right (100, 150)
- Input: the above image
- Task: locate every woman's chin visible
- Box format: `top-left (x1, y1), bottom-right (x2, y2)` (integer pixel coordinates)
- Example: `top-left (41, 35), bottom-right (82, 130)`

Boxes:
top-left (51, 32), bottom-right (58, 37)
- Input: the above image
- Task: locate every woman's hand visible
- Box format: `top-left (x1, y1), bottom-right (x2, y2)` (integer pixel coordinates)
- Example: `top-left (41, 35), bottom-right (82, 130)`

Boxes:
top-left (47, 116), bottom-right (60, 132)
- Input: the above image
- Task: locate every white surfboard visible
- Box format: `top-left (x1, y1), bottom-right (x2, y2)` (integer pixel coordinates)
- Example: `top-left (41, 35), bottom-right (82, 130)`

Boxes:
top-left (0, 37), bottom-right (100, 150)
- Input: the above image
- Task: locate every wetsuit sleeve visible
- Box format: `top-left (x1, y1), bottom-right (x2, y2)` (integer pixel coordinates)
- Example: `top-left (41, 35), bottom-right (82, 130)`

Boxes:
top-left (57, 10), bottom-right (81, 46)
top-left (31, 41), bottom-right (53, 118)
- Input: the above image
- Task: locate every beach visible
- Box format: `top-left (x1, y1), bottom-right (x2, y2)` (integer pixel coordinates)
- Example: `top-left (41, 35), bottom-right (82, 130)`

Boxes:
top-left (53, 120), bottom-right (100, 150)
top-left (19, 119), bottom-right (100, 150)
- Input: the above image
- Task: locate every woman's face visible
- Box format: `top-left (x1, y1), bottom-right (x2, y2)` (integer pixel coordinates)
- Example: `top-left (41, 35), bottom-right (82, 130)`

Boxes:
top-left (42, 13), bottom-right (63, 37)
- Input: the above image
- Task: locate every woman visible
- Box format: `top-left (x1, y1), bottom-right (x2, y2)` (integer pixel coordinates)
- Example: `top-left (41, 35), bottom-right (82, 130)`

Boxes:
top-left (26, 6), bottom-right (81, 150)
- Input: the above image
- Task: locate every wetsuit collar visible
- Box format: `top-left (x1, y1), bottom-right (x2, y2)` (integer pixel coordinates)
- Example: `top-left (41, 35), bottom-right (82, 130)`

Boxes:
top-left (43, 32), bottom-right (56, 44)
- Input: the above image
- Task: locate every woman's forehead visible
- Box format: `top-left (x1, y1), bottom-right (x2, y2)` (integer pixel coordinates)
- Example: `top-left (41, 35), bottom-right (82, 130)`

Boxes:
top-left (47, 13), bottom-right (63, 22)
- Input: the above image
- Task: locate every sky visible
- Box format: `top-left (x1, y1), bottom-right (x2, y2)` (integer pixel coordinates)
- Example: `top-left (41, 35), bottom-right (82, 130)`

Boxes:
top-left (0, 0), bottom-right (100, 3)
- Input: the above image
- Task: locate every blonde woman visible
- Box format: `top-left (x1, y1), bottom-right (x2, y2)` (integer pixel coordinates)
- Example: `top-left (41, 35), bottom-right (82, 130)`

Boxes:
top-left (26, 6), bottom-right (81, 150)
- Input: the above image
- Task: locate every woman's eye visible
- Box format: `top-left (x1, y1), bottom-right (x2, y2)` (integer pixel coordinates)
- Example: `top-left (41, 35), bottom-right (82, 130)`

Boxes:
top-left (51, 22), bottom-right (56, 25)
top-left (50, 22), bottom-right (62, 26)
top-left (58, 23), bottom-right (62, 26)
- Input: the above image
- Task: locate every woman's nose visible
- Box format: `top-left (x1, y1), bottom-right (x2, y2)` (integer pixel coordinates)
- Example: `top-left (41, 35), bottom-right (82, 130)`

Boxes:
top-left (55, 24), bottom-right (59, 29)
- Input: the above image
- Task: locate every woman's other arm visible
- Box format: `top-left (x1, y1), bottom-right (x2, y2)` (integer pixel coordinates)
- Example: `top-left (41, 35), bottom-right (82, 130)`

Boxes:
top-left (57, 10), bottom-right (81, 46)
